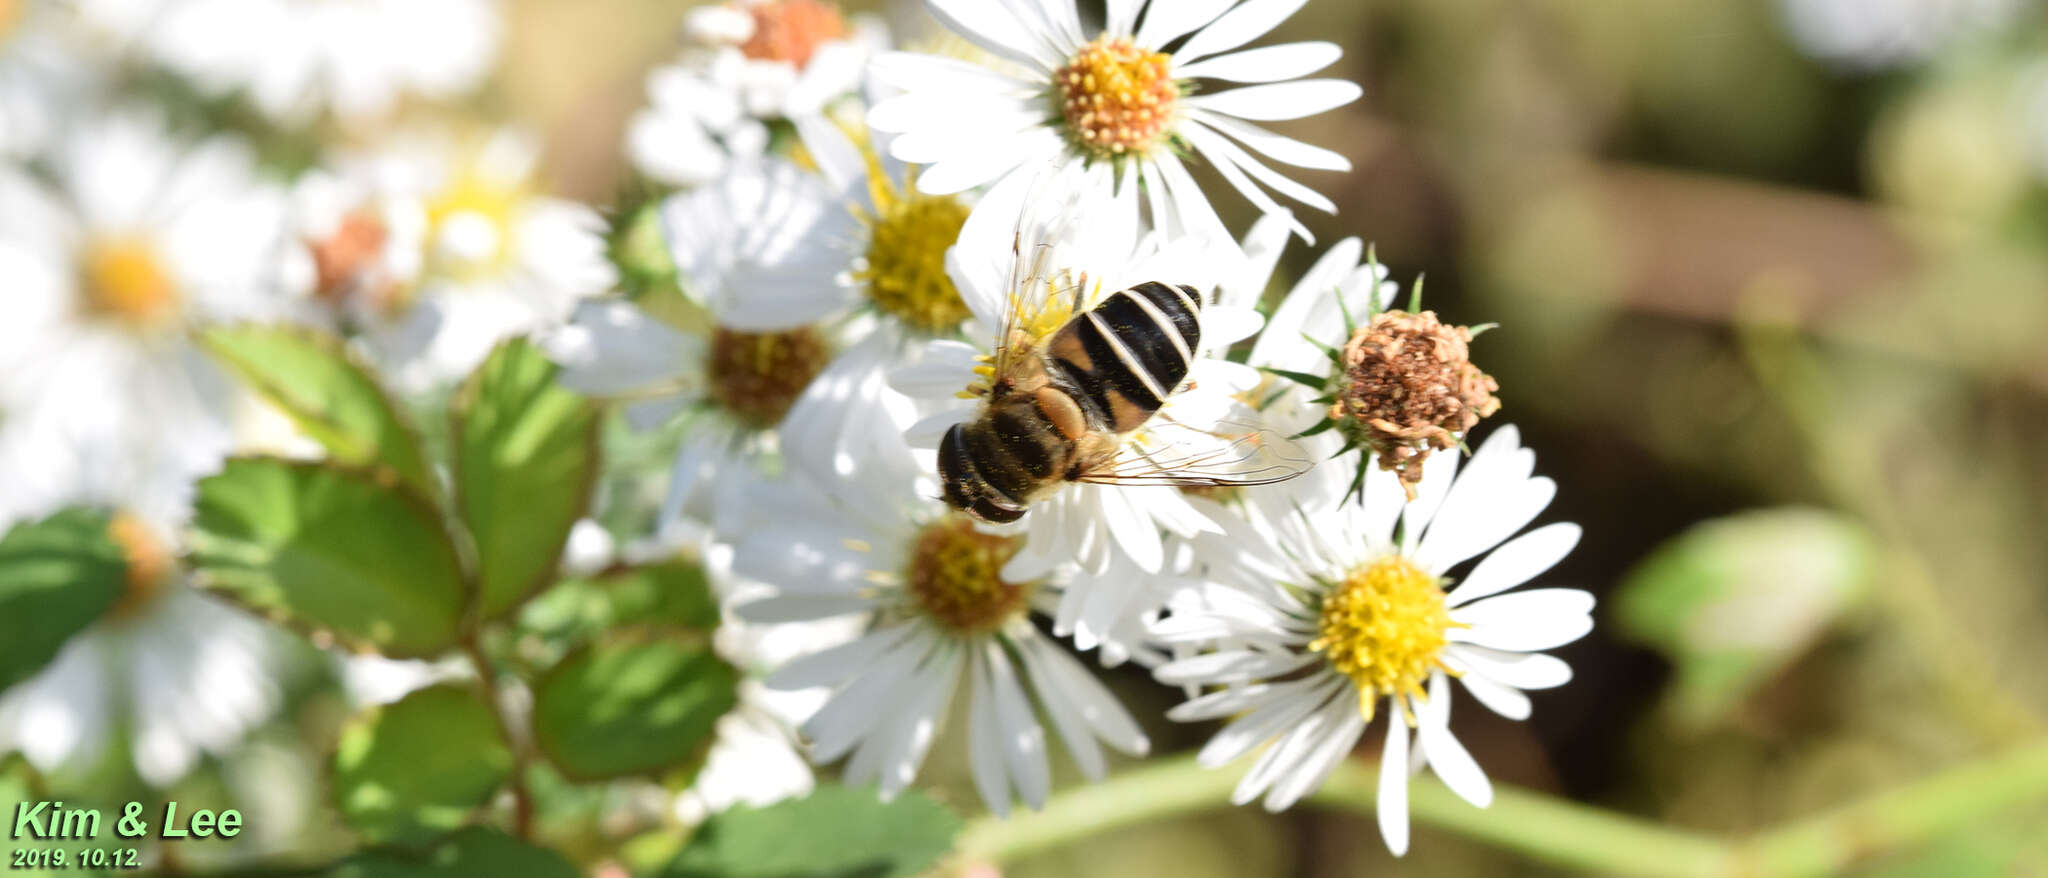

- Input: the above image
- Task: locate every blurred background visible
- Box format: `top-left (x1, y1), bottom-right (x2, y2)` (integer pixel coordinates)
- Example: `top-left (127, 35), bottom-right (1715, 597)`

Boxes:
top-left (7, 0), bottom-right (2048, 875)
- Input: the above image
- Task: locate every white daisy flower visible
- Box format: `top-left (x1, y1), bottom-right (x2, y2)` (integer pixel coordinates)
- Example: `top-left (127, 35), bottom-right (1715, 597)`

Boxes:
top-left (890, 168), bottom-right (1257, 576)
top-left (1154, 424), bottom-right (1590, 855)
top-left (97, 0), bottom-right (500, 125)
top-left (868, 0), bottom-right (1360, 253)
top-left (727, 450), bottom-right (1148, 816)
top-left (287, 129), bottom-right (615, 389)
top-left (546, 157), bottom-right (855, 535)
top-left (627, 0), bottom-right (886, 187)
top-left (0, 111), bottom-right (297, 505)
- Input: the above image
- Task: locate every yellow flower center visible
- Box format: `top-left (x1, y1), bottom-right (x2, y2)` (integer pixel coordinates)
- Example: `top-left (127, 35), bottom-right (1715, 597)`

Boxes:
top-left (0, 0), bottom-right (21, 41)
top-left (705, 326), bottom-right (830, 429)
top-left (905, 514), bottom-right (1031, 635)
top-left (425, 165), bottom-right (527, 281)
top-left (105, 513), bottom-right (174, 620)
top-left (738, 0), bottom-right (848, 69)
top-left (1055, 35), bottom-right (1181, 160)
top-left (857, 164), bottom-right (971, 333)
top-left (81, 238), bottom-right (179, 329)
top-left (1309, 556), bottom-right (1459, 722)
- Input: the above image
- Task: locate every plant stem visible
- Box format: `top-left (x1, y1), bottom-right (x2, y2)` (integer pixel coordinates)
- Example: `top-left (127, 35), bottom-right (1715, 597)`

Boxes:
top-left (462, 633), bottom-right (535, 840)
top-left (958, 738), bottom-right (2048, 877)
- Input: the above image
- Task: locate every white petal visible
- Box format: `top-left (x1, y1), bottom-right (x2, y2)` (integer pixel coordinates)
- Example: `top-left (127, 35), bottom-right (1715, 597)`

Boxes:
top-left (1378, 715), bottom-right (1411, 856)
top-left (1182, 120), bottom-right (1335, 216)
top-left (1417, 677), bottom-right (1492, 807)
top-left (1198, 674), bottom-right (1342, 767)
top-left (1401, 449), bottom-right (1461, 554)
top-left (1175, 0), bottom-right (1310, 64)
top-left (1243, 699), bottom-right (1339, 809)
top-left (1016, 639), bottom-right (1106, 778)
top-left (966, 652), bottom-right (1014, 815)
top-left (736, 594), bottom-right (876, 624)
top-left (984, 642), bottom-right (1052, 809)
top-left (1134, 0), bottom-right (1234, 48)
top-left (1191, 79), bottom-right (1363, 122)
top-left (1263, 700), bottom-right (1366, 809)
top-left (1445, 523), bottom-right (1582, 608)
top-left (1189, 109), bottom-right (1351, 171)
top-left (1179, 41), bottom-right (1338, 83)
top-left (1449, 590), bottom-right (1596, 652)
top-left (765, 625), bottom-right (913, 690)
top-left (924, 0), bottom-right (1058, 72)
top-left (1154, 649), bottom-right (1317, 686)
top-left (1456, 672), bottom-right (1532, 720)
top-left (1022, 634), bottom-right (1148, 754)
top-left (1444, 645), bottom-right (1573, 691)
top-left (878, 645), bottom-right (961, 796)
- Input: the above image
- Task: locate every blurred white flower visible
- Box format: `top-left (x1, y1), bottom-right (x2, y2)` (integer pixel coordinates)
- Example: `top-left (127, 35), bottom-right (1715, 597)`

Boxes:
top-left (0, 510), bottom-right (284, 788)
top-left (1776, 0), bottom-right (2020, 71)
top-left (0, 111), bottom-right (298, 523)
top-left (286, 129), bottom-right (615, 389)
top-left (0, 2), bottom-right (102, 160)
top-left (628, 0), bottom-right (886, 186)
top-left (728, 454), bottom-right (1147, 816)
top-left (545, 158), bottom-right (852, 534)
top-left (1154, 425), bottom-right (1589, 855)
top-left (85, 0), bottom-right (500, 125)
top-left (868, 0), bottom-right (1358, 253)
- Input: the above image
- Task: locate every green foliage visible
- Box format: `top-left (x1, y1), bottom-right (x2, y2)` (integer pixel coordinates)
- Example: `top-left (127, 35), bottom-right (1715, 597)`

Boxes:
top-left (0, 757), bottom-right (111, 877)
top-left (332, 684), bottom-right (513, 844)
top-left (188, 458), bottom-right (466, 656)
top-left (1614, 507), bottom-right (1875, 728)
top-left (323, 827), bottom-right (579, 878)
top-left (521, 560), bottom-right (721, 646)
top-left (0, 509), bottom-right (127, 691)
top-left (661, 785), bottom-right (963, 878)
top-left (531, 636), bottom-right (737, 781)
top-left (201, 326), bottom-right (435, 498)
top-left (452, 339), bottom-right (601, 620)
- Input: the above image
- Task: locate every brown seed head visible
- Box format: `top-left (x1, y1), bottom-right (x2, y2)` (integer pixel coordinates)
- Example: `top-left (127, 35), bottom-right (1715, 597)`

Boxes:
top-left (905, 513), bottom-right (1031, 635)
top-left (706, 325), bottom-right (830, 430)
top-left (1330, 310), bottom-right (1500, 499)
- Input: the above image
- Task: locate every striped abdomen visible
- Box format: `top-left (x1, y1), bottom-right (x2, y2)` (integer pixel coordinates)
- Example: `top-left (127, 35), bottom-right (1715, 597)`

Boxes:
top-left (1043, 280), bottom-right (1202, 433)
top-left (939, 281), bottom-right (1202, 523)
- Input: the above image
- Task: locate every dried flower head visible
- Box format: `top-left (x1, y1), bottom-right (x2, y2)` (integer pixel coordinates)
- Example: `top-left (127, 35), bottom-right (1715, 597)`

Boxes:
top-left (1330, 310), bottom-right (1500, 498)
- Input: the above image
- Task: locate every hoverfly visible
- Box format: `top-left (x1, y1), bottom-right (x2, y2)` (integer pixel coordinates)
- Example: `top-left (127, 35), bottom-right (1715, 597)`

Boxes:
top-left (939, 230), bottom-right (1316, 523)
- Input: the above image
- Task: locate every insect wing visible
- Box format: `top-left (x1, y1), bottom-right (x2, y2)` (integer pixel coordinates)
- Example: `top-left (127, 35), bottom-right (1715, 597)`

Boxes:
top-left (1075, 406), bottom-right (1317, 487)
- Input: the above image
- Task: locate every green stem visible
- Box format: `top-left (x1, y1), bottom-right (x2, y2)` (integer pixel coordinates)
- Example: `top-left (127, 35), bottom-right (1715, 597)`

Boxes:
top-left (959, 739), bottom-right (2048, 877)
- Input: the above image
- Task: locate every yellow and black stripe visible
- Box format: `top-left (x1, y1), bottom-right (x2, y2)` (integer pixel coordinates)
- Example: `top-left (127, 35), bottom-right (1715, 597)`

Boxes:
top-left (1046, 281), bottom-right (1201, 433)
top-left (940, 282), bottom-right (1202, 523)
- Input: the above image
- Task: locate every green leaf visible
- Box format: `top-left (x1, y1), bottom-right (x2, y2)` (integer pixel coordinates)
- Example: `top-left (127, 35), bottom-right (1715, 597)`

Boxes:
top-left (1614, 507), bottom-right (1874, 728)
top-left (453, 338), bottom-right (601, 620)
top-left (532, 636), bottom-right (737, 781)
top-left (201, 325), bottom-right (433, 497)
top-left (0, 509), bottom-right (127, 691)
top-left (662, 786), bottom-right (963, 878)
top-left (1290, 418), bottom-right (1338, 440)
top-left (188, 457), bottom-right (466, 656)
top-left (332, 684), bottom-right (512, 844)
top-left (324, 827), bottom-right (578, 878)
top-left (1256, 366), bottom-right (1329, 391)
top-left (0, 757), bottom-right (111, 877)
top-left (522, 560), bottom-right (721, 644)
